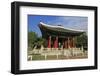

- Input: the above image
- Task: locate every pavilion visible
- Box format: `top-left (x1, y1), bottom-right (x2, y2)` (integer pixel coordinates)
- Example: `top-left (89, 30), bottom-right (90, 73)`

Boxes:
top-left (38, 22), bottom-right (84, 49)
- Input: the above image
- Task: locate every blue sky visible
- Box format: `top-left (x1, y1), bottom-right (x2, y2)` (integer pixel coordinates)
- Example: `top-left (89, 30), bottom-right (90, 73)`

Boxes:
top-left (28, 15), bottom-right (88, 37)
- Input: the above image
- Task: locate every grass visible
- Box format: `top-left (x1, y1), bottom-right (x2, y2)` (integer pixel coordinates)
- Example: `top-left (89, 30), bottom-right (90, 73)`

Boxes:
top-left (32, 54), bottom-right (44, 60)
top-left (28, 54), bottom-right (88, 61)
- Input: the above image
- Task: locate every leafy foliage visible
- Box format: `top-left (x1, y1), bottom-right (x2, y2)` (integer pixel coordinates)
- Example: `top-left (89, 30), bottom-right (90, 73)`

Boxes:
top-left (75, 32), bottom-right (88, 49)
top-left (28, 31), bottom-right (47, 50)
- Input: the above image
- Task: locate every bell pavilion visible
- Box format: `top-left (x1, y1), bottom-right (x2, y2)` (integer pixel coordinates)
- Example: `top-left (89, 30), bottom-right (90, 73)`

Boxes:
top-left (38, 22), bottom-right (84, 49)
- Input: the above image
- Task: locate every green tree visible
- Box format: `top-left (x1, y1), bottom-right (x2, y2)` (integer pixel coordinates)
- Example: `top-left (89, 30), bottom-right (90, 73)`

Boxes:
top-left (28, 31), bottom-right (47, 50)
top-left (75, 32), bottom-right (88, 49)
top-left (28, 31), bottom-right (37, 50)
top-left (36, 37), bottom-right (46, 49)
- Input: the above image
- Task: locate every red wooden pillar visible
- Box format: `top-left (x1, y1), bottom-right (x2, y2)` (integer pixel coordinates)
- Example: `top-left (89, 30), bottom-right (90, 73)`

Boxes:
top-left (48, 36), bottom-right (51, 48)
top-left (54, 36), bottom-right (58, 48)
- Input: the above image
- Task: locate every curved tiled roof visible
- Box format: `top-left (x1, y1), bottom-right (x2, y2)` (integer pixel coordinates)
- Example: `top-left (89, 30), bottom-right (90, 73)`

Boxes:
top-left (39, 22), bottom-right (84, 33)
top-left (39, 22), bottom-right (84, 37)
